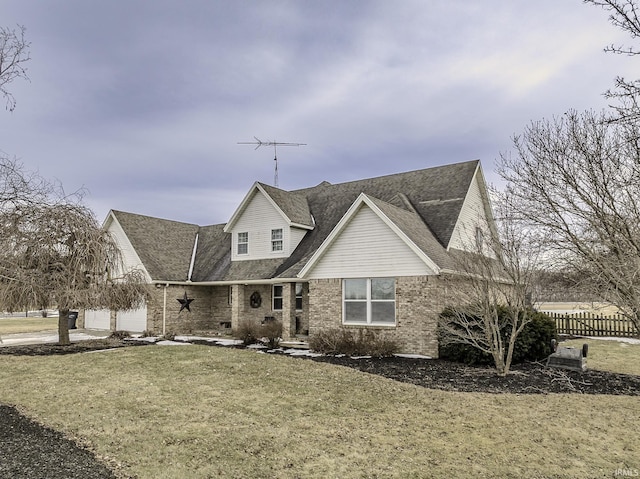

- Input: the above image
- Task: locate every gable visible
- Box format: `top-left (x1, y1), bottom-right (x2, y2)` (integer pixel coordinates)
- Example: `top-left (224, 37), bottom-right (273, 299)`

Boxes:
top-left (228, 189), bottom-right (293, 261)
top-left (447, 166), bottom-right (495, 252)
top-left (301, 201), bottom-right (438, 279)
top-left (259, 183), bottom-right (313, 228)
top-left (105, 214), bottom-right (152, 282)
top-left (224, 182), bottom-right (313, 233)
top-left (108, 210), bottom-right (199, 281)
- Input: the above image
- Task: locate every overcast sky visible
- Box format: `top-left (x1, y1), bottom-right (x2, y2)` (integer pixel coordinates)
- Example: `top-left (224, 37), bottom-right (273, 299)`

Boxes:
top-left (1, 1), bottom-right (635, 226)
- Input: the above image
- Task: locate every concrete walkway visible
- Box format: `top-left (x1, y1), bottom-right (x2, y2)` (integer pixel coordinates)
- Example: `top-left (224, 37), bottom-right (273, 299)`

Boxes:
top-left (0, 329), bottom-right (110, 347)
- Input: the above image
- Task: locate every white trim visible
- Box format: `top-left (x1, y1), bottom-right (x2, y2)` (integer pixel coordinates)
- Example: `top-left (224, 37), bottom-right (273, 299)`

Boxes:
top-left (105, 211), bottom-right (152, 282)
top-left (298, 193), bottom-right (440, 278)
top-left (271, 228), bottom-right (284, 252)
top-left (187, 233), bottom-right (199, 281)
top-left (224, 183), bottom-right (313, 232)
top-left (446, 162), bottom-right (498, 251)
top-left (223, 182), bottom-right (260, 233)
top-left (272, 284), bottom-right (283, 311)
top-left (342, 278), bottom-right (396, 326)
top-left (237, 231), bottom-right (249, 255)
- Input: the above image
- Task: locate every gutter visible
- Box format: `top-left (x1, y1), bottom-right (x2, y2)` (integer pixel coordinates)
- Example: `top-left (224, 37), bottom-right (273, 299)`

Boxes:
top-left (162, 283), bottom-right (168, 336)
top-left (151, 278), bottom-right (301, 287)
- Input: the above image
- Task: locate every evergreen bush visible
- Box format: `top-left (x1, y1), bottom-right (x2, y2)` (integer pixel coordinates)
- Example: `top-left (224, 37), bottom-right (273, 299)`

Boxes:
top-left (439, 307), bottom-right (558, 365)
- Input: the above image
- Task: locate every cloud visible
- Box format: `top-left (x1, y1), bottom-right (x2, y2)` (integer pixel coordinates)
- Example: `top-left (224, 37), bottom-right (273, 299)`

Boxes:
top-left (0, 0), bottom-right (635, 225)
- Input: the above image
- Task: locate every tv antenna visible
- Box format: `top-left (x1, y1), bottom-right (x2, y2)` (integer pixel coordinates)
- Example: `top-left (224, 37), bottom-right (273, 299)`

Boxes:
top-left (238, 137), bottom-right (306, 187)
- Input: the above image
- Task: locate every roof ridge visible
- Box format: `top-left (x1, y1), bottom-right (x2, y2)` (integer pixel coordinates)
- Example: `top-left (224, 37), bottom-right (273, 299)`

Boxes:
top-left (112, 209), bottom-right (201, 228)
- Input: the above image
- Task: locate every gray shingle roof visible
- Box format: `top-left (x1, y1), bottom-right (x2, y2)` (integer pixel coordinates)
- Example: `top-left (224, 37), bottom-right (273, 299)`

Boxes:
top-left (365, 195), bottom-right (455, 271)
top-left (271, 159), bottom-right (479, 278)
top-left (111, 211), bottom-right (199, 281)
top-left (258, 183), bottom-right (313, 228)
top-left (191, 224), bottom-right (230, 282)
top-left (112, 160), bottom-right (481, 282)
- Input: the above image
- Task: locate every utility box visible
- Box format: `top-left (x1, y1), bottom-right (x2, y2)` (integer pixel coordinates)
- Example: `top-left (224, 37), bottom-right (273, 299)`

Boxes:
top-left (547, 344), bottom-right (587, 372)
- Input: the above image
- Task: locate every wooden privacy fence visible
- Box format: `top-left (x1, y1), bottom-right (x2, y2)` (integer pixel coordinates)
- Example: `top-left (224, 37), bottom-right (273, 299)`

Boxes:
top-left (547, 312), bottom-right (639, 338)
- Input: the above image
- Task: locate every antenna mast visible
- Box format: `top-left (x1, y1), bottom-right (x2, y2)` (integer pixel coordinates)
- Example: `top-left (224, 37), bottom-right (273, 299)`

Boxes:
top-left (238, 137), bottom-right (306, 187)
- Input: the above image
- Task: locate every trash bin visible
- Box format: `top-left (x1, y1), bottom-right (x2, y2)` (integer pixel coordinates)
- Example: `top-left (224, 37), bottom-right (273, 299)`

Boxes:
top-left (68, 311), bottom-right (78, 330)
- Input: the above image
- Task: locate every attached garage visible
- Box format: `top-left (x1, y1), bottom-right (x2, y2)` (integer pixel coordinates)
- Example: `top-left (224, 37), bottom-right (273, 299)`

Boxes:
top-left (84, 309), bottom-right (111, 330)
top-left (116, 306), bottom-right (148, 332)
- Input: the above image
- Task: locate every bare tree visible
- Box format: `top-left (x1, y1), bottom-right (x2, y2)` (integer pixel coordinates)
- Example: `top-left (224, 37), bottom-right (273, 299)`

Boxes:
top-left (439, 193), bottom-right (542, 376)
top-left (584, 0), bottom-right (640, 121)
top-left (498, 109), bottom-right (640, 334)
top-left (0, 157), bottom-right (150, 345)
top-left (0, 25), bottom-right (30, 112)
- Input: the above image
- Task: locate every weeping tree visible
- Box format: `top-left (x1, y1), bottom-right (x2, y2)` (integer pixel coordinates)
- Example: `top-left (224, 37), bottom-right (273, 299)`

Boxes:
top-left (498, 109), bottom-right (640, 335)
top-left (0, 157), bottom-right (150, 345)
top-left (439, 191), bottom-right (543, 376)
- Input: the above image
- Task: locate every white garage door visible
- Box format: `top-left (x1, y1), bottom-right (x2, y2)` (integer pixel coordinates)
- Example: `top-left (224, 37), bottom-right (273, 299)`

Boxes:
top-left (85, 309), bottom-right (110, 330)
top-left (116, 306), bottom-right (147, 332)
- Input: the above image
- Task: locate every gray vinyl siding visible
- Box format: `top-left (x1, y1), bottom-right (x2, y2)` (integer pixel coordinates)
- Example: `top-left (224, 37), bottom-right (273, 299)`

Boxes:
top-left (230, 190), bottom-right (304, 261)
top-left (305, 204), bottom-right (436, 279)
top-left (448, 171), bottom-right (492, 252)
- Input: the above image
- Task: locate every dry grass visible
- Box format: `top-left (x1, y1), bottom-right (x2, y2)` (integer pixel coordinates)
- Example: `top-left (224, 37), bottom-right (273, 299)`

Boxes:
top-left (563, 338), bottom-right (640, 376)
top-left (0, 343), bottom-right (639, 478)
top-left (535, 302), bottom-right (622, 315)
top-left (0, 316), bottom-right (57, 335)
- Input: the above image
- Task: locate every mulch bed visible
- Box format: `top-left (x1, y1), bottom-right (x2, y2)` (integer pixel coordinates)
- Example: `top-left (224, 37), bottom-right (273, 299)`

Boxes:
top-left (1, 338), bottom-right (639, 478)
top-left (0, 405), bottom-right (117, 479)
top-left (307, 354), bottom-right (640, 395)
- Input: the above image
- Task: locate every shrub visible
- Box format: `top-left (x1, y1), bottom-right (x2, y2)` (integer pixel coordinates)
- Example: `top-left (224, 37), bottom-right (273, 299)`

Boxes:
top-left (438, 307), bottom-right (558, 366)
top-left (160, 331), bottom-right (176, 341)
top-left (510, 310), bottom-right (558, 363)
top-left (109, 330), bottom-right (131, 340)
top-left (234, 319), bottom-right (283, 347)
top-left (309, 328), bottom-right (399, 358)
top-left (235, 320), bottom-right (262, 345)
top-left (261, 320), bottom-right (283, 348)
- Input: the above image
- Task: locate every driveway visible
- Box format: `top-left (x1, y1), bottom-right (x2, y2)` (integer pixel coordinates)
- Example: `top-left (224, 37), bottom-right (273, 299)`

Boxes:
top-left (0, 329), bottom-right (110, 347)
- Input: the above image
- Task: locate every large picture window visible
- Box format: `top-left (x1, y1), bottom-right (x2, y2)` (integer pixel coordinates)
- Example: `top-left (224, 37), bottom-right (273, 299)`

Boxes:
top-left (343, 278), bottom-right (395, 325)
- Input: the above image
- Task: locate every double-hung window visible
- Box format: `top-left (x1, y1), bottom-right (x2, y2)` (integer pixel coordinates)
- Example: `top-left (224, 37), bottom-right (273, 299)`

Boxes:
top-left (237, 232), bottom-right (248, 255)
top-left (271, 228), bottom-right (283, 252)
top-left (272, 283), bottom-right (302, 311)
top-left (295, 282), bottom-right (303, 310)
top-left (343, 278), bottom-right (395, 325)
top-left (273, 284), bottom-right (283, 310)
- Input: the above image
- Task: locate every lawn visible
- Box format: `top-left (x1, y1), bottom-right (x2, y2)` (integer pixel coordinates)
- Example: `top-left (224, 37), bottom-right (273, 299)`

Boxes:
top-left (564, 337), bottom-right (640, 376)
top-left (0, 316), bottom-right (58, 335)
top-left (0, 339), bottom-right (639, 478)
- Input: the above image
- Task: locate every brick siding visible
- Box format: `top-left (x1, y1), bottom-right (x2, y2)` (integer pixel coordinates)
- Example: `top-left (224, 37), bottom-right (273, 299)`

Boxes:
top-left (308, 275), bottom-right (461, 357)
top-left (146, 284), bottom-right (231, 335)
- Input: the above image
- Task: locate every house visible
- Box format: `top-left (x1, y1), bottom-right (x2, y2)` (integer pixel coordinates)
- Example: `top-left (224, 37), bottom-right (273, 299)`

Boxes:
top-left (83, 159), bottom-right (495, 357)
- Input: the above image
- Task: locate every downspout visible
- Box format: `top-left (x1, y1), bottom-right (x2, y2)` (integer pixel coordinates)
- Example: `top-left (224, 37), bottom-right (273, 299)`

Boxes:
top-left (162, 284), bottom-right (168, 336)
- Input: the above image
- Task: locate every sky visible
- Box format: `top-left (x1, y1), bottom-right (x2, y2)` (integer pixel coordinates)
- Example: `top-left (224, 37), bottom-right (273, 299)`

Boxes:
top-left (0, 1), bottom-right (636, 226)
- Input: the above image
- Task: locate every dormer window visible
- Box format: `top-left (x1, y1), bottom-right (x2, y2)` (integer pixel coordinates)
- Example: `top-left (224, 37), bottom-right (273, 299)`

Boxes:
top-left (237, 232), bottom-right (248, 255)
top-left (271, 228), bottom-right (283, 252)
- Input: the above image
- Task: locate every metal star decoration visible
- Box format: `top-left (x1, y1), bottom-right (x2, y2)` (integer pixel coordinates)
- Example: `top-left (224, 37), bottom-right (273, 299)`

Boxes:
top-left (177, 291), bottom-right (194, 312)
